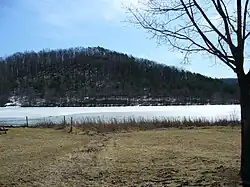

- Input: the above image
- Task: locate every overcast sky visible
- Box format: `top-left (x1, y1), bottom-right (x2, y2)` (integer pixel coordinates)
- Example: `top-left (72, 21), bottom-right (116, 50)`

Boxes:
top-left (0, 0), bottom-right (240, 78)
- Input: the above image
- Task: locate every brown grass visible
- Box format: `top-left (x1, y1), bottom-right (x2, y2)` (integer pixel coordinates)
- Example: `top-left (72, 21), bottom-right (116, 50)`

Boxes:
top-left (0, 126), bottom-right (241, 186)
top-left (35, 117), bottom-right (240, 134)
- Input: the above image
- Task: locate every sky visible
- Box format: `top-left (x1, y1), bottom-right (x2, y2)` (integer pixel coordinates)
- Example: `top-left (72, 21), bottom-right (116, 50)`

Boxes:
top-left (0, 0), bottom-right (240, 78)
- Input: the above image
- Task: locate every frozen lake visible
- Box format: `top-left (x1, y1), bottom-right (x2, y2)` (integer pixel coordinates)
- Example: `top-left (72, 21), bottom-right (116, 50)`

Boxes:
top-left (0, 105), bottom-right (240, 126)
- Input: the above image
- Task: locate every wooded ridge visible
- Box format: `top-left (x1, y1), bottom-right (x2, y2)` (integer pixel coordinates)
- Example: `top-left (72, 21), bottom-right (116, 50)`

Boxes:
top-left (0, 46), bottom-right (239, 107)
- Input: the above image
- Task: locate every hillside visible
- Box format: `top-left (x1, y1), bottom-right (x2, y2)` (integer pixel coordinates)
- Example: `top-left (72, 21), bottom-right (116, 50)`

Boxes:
top-left (0, 46), bottom-right (239, 107)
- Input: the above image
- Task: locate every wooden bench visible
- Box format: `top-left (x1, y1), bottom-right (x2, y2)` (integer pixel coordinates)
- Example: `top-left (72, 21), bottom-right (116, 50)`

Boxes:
top-left (0, 126), bottom-right (8, 134)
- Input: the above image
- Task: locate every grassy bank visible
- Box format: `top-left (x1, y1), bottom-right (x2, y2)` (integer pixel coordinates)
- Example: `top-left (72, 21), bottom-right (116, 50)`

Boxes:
top-left (0, 126), bottom-right (241, 186)
top-left (34, 117), bottom-right (240, 134)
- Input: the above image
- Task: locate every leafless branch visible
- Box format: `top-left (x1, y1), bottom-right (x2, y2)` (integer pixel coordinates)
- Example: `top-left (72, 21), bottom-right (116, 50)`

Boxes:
top-left (126, 0), bottom-right (250, 73)
top-left (180, 0), bottom-right (236, 70)
top-left (243, 0), bottom-right (250, 42)
top-left (244, 31), bottom-right (250, 40)
top-left (219, 0), bottom-right (237, 33)
top-left (193, 0), bottom-right (233, 47)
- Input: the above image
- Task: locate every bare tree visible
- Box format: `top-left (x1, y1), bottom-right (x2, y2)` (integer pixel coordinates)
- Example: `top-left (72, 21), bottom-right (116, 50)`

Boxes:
top-left (127, 0), bottom-right (250, 185)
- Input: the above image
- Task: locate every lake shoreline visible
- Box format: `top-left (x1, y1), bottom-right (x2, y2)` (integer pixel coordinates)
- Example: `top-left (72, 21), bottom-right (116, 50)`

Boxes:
top-left (0, 105), bottom-right (241, 126)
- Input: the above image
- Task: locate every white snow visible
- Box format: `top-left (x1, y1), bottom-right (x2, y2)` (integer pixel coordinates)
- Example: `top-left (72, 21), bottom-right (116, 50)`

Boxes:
top-left (0, 105), bottom-right (241, 126)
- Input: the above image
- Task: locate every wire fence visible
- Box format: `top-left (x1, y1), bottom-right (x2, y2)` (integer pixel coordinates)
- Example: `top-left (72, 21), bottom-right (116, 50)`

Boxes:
top-left (0, 115), bottom-right (150, 126)
top-left (0, 117), bottom-right (42, 126)
top-left (0, 105), bottom-right (241, 127)
top-left (0, 115), bottom-right (82, 126)
top-left (0, 114), bottom-right (241, 128)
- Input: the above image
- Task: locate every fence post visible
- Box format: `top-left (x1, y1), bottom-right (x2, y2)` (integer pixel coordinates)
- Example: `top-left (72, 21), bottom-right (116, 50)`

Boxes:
top-left (63, 116), bottom-right (66, 125)
top-left (69, 117), bottom-right (73, 133)
top-left (26, 116), bottom-right (28, 127)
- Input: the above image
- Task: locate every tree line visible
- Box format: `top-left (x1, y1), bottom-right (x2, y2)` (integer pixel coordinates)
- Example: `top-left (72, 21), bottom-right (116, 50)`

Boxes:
top-left (0, 46), bottom-right (239, 106)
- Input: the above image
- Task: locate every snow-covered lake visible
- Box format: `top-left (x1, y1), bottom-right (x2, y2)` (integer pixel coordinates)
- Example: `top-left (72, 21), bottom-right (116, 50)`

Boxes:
top-left (0, 105), bottom-right (240, 126)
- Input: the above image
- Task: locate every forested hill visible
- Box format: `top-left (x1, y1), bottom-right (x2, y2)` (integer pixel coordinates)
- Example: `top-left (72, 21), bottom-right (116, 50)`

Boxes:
top-left (0, 46), bottom-right (239, 107)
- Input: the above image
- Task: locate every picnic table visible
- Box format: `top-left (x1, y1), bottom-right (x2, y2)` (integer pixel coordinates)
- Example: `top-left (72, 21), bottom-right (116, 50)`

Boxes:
top-left (0, 126), bottom-right (8, 134)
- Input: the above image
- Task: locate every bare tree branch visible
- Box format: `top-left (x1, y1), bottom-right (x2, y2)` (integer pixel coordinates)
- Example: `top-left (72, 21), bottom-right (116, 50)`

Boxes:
top-left (127, 0), bottom-right (249, 73)
top-left (244, 31), bottom-right (250, 40)
top-left (219, 0), bottom-right (237, 33)
top-left (212, 0), bottom-right (235, 46)
top-left (192, 0), bottom-right (234, 47)
top-left (237, 0), bottom-right (243, 50)
top-left (181, 0), bottom-right (236, 70)
top-left (243, 0), bottom-right (250, 43)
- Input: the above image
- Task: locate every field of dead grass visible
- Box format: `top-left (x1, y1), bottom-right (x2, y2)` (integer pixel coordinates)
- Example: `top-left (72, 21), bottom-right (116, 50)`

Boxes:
top-left (0, 126), bottom-right (241, 186)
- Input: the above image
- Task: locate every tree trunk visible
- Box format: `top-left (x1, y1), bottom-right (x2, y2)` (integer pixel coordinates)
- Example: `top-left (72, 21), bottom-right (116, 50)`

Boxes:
top-left (237, 72), bottom-right (250, 187)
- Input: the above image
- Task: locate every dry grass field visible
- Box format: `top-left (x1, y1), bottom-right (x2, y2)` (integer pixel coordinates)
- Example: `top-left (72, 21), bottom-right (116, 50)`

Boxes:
top-left (0, 126), bottom-right (241, 186)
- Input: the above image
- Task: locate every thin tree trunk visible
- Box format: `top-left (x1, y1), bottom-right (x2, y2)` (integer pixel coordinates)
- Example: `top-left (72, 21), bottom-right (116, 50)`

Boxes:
top-left (237, 72), bottom-right (250, 187)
